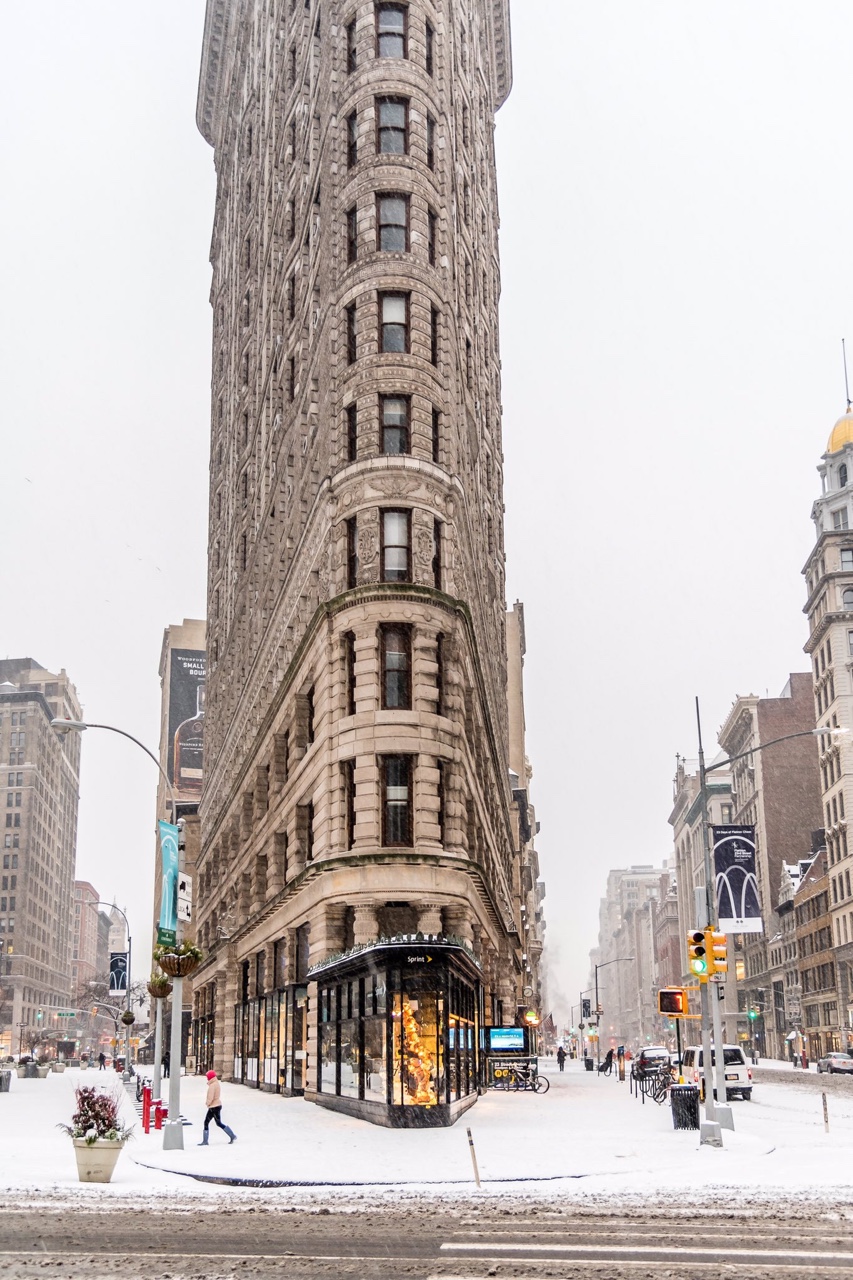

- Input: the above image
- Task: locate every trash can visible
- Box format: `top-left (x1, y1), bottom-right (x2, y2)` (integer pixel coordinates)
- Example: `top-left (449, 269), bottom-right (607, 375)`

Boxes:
top-left (24, 1063), bottom-right (39, 1079)
top-left (0, 1070), bottom-right (11, 1093)
top-left (584, 1057), bottom-right (594, 1072)
top-left (670, 1083), bottom-right (700, 1130)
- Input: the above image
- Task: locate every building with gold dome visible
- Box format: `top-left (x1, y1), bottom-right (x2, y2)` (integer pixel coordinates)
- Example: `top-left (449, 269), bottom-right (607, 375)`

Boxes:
top-left (802, 407), bottom-right (853, 1055)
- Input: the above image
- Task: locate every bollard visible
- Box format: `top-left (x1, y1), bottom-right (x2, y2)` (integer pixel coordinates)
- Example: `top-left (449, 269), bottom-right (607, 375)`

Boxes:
top-left (823, 1092), bottom-right (830, 1134)
top-left (466, 1127), bottom-right (481, 1188)
top-left (142, 1085), bottom-right (152, 1135)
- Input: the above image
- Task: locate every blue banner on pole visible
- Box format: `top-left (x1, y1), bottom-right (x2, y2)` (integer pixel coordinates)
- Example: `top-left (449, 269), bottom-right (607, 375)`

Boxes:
top-left (158, 820), bottom-right (179, 941)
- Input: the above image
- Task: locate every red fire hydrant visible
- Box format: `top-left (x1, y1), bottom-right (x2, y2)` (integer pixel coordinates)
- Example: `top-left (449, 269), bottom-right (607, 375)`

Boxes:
top-left (154, 1101), bottom-right (168, 1130)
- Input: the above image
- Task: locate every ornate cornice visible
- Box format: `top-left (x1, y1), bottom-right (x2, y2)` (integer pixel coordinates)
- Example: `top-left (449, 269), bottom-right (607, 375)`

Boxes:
top-left (196, 0), bottom-right (236, 148)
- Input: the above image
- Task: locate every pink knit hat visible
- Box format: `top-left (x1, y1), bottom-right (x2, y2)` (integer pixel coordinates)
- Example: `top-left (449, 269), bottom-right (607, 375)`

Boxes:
top-left (206, 1070), bottom-right (216, 1080)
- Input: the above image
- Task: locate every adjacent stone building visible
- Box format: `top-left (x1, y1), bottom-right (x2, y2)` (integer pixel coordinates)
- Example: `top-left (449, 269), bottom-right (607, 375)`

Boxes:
top-left (717, 676), bottom-right (823, 1059)
top-left (192, 0), bottom-right (535, 1125)
top-left (0, 659), bottom-right (81, 1056)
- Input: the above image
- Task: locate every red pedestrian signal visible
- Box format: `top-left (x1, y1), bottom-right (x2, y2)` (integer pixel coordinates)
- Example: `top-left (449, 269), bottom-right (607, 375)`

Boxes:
top-left (658, 987), bottom-right (688, 1016)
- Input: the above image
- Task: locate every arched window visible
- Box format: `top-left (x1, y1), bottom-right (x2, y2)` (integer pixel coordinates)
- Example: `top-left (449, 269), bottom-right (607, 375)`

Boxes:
top-left (843, 588), bottom-right (853, 610)
top-left (841, 464), bottom-right (849, 488)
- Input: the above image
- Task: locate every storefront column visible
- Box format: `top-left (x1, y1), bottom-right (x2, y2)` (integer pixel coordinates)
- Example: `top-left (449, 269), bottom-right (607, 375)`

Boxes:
top-left (353, 903), bottom-right (379, 946)
top-left (218, 950), bottom-right (238, 1078)
top-left (417, 902), bottom-right (443, 935)
top-left (443, 905), bottom-right (475, 947)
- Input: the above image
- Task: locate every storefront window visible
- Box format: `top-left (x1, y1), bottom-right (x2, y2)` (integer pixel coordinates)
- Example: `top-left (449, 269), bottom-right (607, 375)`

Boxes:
top-left (392, 990), bottom-right (441, 1106)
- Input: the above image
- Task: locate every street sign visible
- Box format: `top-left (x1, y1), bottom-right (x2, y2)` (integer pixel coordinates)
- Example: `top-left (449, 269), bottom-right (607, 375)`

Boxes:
top-left (56, 1011), bottom-right (76, 1018)
top-left (157, 927), bottom-right (176, 947)
top-left (177, 873), bottom-right (193, 923)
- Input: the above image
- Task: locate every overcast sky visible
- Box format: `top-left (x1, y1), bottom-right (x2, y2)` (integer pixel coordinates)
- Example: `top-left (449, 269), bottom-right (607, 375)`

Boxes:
top-left (2, 2), bottom-right (851, 1017)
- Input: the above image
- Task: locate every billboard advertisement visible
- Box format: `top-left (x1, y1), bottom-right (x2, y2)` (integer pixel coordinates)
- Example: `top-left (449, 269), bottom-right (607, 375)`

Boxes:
top-left (713, 824), bottom-right (763, 934)
top-left (168, 647), bottom-right (206, 799)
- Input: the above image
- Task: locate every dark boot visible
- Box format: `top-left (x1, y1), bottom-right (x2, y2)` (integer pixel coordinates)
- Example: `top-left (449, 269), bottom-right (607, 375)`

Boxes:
top-left (198, 1131), bottom-right (209, 1146)
top-left (224, 1127), bottom-right (236, 1143)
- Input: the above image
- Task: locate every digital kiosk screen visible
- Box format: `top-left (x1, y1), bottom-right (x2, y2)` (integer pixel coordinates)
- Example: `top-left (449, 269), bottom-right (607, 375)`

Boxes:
top-left (488, 1027), bottom-right (525, 1052)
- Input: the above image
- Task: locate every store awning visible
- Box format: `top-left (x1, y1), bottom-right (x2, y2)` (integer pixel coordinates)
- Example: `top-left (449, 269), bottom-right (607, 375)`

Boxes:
top-left (785, 1031), bottom-right (799, 1041)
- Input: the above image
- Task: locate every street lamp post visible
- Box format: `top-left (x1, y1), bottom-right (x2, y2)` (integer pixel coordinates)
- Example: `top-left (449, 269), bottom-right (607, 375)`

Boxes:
top-left (50, 717), bottom-right (179, 1131)
top-left (594, 958), bottom-right (634, 1071)
top-left (695, 698), bottom-right (847, 1142)
top-left (86, 901), bottom-right (133, 1080)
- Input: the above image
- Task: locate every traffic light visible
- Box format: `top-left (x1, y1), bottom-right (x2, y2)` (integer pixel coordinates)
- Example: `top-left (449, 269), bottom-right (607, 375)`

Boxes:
top-left (582, 998), bottom-right (591, 1019)
top-left (688, 931), bottom-right (708, 978)
top-left (36, 1009), bottom-right (43, 1022)
top-left (658, 987), bottom-right (688, 1016)
top-left (748, 1007), bottom-right (759, 1021)
top-left (707, 930), bottom-right (727, 976)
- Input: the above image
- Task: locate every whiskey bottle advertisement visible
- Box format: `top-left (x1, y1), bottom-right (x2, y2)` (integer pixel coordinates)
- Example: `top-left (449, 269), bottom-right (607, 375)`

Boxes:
top-left (174, 681), bottom-right (205, 796)
top-left (167, 647), bottom-right (206, 798)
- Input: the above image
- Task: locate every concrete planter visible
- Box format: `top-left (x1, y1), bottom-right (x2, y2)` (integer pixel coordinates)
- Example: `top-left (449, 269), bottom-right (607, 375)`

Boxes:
top-left (71, 1138), bottom-right (124, 1184)
top-left (51, 1062), bottom-right (66, 1073)
top-left (36, 1066), bottom-right (50, 1079)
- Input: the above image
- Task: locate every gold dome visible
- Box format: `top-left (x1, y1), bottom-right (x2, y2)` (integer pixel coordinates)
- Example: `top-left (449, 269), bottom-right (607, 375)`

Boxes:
top-left (827, 409), bottom-right (853, 453)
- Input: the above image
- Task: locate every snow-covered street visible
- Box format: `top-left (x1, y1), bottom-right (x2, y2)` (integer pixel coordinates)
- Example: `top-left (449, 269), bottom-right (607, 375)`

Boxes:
top-left (4, 1058), bottom-right (853, 1208)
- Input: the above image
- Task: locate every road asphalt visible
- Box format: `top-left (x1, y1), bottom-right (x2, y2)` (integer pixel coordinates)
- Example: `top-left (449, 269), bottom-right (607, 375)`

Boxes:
top-left (1, 1204), bottom-right (852, 1278)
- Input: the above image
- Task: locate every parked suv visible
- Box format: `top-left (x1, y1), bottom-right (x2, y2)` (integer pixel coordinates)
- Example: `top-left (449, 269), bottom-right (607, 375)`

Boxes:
top-left (681, 1044), bottom-right (752, 1100)
top-left (817, 1052), bottom-right (853, 1074)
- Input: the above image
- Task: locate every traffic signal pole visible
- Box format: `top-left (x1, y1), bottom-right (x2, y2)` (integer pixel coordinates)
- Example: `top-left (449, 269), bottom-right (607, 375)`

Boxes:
top-left (696, 698), bottom-right (724, 1146)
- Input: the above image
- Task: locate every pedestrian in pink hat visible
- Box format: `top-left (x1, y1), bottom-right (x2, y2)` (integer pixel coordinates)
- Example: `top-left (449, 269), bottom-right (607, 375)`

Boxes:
top-left (198, 1069), bottom-right (237, 1145)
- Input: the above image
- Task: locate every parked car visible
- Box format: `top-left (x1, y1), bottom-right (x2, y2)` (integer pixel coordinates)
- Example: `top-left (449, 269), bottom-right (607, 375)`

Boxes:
top-left (632, 1046), bottom-right (671, 1078)
top-left (681, 1044), bottom-right (753, 1100)
top-left (817, 1052), bottom-right (853, 1074)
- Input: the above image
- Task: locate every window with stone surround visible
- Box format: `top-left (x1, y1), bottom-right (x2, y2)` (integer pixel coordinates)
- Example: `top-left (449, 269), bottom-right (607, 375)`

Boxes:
top-left (347, 111), bottom-right (358, 167)
top-left (435, 632), bottom-right (445, 715)
top-left (380, 395), bottom-right (409, 454)
top-left (376, 97), bottom-right (408, 154)
top-left (380, 624), bottom-right (411, 709)
top-left (428, 208), bottom-right (437, 266)
top-left (343, 630), bottom-right (357, 714)
top-left (346, 517), bottom-right (359, 588)
top-left (381, 509), bottom-right (411, 582)
top-left (346, 17), bottom-right (357, 72)
top-left (379, 292), bottom-right (409, 353)
top-left (381, 755), bottom-right (413, 846)
top-left (346, 402), bottom-right (358, 462)
top-left (376, 3), bottom-right (407, 58)
top-left (432, 519), bottom-right (442, 589)
top-left (426, 114), bottom-right (436, 169)
top-left (377, 194), bottom-right (409, 252)
top-left (346, 302), bottom-right (358, 363)
top-left (425, 19), bottom-right (434, 75)
top-left (437, 759), bottom-right (446, 842)
top-left (347, 206), bottom-right (358, 263)
top-left (430, 305), bottom-right (439, 365)
top-left (431, 406), bottom-right (441, 462)
top-left (341, 759), bottom-right (356, 849)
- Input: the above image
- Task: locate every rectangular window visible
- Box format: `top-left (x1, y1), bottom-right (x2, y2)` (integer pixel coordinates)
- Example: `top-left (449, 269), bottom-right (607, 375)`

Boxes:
top-left (342, 759), bottom-right (356, 849)
top-left (344, 630), bottom-right (357, 715)
top-left (347, 403), bottom-right (358, 462)
top-left (432, 519), bottom-right (442, 589)
top-left (288, 274), bottom-right (296, 320)
top-left (306, 801), bottom-right (315, 860)
top-left (437, 759), bottom-right (445, 842)
top-left (381, 510), bottom-right (411, 582)
top-left (381, 625), bottom-right (411, 709)
top-left (347, 206), bottom-right (359, 262)
top-left (842, 548), bottom-right (853, 570)
top-left (435, 633), bottom-right (444, 716)
top-left (834, 509), bottom-right (849, 530)
top-left (346, 517), bottom-right (359, 589)
top-left (307, 686), bottom-right (316, 745)
top-left (427, 209), bottom-right (437, 266)
top-left (379, 292), bottom-right (409, 353)
top-left (347, 110), bottom-right (358, 167)
top-left (380, 395), bottom-right (409, 454)
top-left (376, 3), bottom-right (407, 58)
top-left (430, 305), bottom-right (439, 365)
top-left (425, 19), bottom-right (434, 75)
top-left (381, 755), bottom-right (412, 846)
top-left (377, 194), bottom-right (409, 252)
top-left (431, 407), bottom-right (441, 463)
top-left (426, 114), bottom-right (436, 169)
top-left (376, 97), bottom-right (408, 154)
top-left (289, 354), bottom-right (296, 401)
top-left (346, 303), bottom-right (357, 364)
top-left (347, 17), bottom-right (357, 72)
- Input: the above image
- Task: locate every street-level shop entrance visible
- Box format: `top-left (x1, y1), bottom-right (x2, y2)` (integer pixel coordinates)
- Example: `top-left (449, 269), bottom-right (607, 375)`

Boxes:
top-left (308, 937), bottom-right (483, 1127)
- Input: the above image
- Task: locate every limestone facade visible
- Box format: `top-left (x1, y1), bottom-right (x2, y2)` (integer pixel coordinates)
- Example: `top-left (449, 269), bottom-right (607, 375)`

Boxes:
top-left (192, 0), bottom-right (532, 1098)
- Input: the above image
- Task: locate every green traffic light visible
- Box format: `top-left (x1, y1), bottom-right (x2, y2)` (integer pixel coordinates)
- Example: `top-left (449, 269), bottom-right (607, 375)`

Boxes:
top-left (748, 1008), bottom-right (758, 1020)
top-left (690, 958), bottom-right (708, 975)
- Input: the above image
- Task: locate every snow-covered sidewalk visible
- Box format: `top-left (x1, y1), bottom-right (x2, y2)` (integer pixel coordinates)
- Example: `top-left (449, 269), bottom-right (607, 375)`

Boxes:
top-left (3, 1060), bottom-right (853, 1205)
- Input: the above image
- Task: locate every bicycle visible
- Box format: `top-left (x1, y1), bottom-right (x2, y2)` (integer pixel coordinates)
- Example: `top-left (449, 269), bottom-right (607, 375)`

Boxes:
top-left (135, 1073), bottom-right (152, 1103)
top-left (508, 1064), bottom-right (550, 1093)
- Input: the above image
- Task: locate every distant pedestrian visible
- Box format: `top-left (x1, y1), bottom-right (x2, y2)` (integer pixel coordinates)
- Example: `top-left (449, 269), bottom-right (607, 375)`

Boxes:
top-left (98, 1052), bottom-right (106, 1071)
top-left (162, 1051), bottom-right (170, 1079)
top-left (556, 1046), bottom-right (566, 1072)
top-left (598, 1048), bottom-right (614, 1075)
top-left (199, 1070), bottom-right (236, 1146)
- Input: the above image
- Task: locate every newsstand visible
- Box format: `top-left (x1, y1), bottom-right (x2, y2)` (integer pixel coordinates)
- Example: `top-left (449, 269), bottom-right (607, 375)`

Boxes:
top-left (670, 1083), bottom-right (700, 1130)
